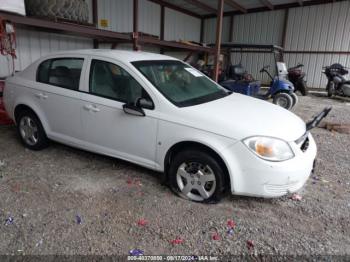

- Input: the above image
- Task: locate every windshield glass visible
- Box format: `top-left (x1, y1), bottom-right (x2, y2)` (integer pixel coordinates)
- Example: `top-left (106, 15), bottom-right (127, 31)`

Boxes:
top-left (132, 60), bottom-right (229, 107)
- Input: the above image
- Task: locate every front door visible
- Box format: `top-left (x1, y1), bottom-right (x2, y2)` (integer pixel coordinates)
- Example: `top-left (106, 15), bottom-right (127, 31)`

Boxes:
top-left (80, 58), bottom-right (158, 169)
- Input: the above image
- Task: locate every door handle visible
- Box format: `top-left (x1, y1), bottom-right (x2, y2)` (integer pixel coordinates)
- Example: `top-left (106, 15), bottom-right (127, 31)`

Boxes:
top-left (83, 104), bottom-right (100, 112)
top-left (35, 93), bottom-right (48, 99)
top-left (90, 106), bottom-right (100, 112)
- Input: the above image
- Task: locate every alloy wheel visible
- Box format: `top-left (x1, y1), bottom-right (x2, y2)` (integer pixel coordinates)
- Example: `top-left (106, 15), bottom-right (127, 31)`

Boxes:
top-left (19, 116), bottom-right (39, 146)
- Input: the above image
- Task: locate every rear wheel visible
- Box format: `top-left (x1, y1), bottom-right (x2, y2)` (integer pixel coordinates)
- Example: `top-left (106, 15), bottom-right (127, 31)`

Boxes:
top-left (296, 81), bottom-right (308, 96)
top-left (169, 149), bottom-right (226, 203)
top-left (290, 92), bottom-right (299, 108)
top-left (16, 110), bottom-right (49, 150)
top-left (273, 93), bottom-right (293, 110)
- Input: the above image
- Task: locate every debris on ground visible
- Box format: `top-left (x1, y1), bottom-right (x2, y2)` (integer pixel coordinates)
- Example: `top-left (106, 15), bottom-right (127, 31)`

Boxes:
top-left (212, 233), bottom-right (220, 240)
top-left (170, 238), bottom-right (184, 245)
top-left (4, 216), bottom-right (14, 225)
top-left (247, 240), bottom-right (254, 250)
top-left (227, 228), bottom-right (234, 235)
top-left (35, 239), bottom-right (43, 247)
top-left (137, 219), bottom-right (148, 226)
top-left (0, 160), bottom-right (5, 168)
top-left (227, 219), bottom-right (236, 228)
top-left (76, 215), bottom-right (82, 225)
top-left (129, 249), bottom-right (144, 256)
top-left (291, 193), bottom-right (302, 201)
top-left (319, 122), bottom-right (350, 134)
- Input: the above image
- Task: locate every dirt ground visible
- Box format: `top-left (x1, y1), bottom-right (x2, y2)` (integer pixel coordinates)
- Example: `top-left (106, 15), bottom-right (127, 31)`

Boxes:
top-left (0, 93), bottom-right (349, 259)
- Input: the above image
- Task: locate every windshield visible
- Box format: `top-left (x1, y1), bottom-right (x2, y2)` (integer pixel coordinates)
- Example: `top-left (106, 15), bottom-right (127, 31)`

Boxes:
top-left (132, 60), bottom-right (229, 107)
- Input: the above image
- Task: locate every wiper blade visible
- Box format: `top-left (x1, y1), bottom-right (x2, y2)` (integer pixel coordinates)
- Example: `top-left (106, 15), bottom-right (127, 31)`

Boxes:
top-left (306, 106), bottom-right (332, 131)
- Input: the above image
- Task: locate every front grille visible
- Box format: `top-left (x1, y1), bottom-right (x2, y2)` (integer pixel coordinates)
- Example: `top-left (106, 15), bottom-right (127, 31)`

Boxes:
top-left (295, 132), bottom-right (309, 152)
top-left (300, 137), bottom-right (309, 152)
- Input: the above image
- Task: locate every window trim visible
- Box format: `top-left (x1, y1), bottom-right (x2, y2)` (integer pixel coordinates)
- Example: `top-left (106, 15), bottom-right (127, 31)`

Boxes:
top-left (88, 59), bottom-right (155, 110)
top-left (36, 57), bottom-right (84, 91)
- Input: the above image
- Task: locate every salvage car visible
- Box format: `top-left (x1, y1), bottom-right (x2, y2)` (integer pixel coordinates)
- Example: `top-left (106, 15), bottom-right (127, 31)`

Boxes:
top-left (3, 50), bottom-right (321, 203)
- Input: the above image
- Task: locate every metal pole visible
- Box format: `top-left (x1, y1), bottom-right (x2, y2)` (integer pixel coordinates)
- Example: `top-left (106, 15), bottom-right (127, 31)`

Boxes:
top-left (133, 0), bottom-right (139, 51)
top-left (160, 5), bottom-right (165, 54)
top-left (213, 0), bottom-right (224, 82)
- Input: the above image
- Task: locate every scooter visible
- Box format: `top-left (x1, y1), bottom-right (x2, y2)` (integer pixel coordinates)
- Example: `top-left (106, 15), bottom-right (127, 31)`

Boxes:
top-left (288, 63), bottom-right (308, 96)
top-left (322, 63), bottom-right (350, 97)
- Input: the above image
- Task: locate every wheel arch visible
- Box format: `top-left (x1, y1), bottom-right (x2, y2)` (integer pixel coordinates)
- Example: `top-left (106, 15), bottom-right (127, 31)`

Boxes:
top-left (14, 103), bottom-right (49, 133)
top-left (163, 141), bottom-right (231, 190)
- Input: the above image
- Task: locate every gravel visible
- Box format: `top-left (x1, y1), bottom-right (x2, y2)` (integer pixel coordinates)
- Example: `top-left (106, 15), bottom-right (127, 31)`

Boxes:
top-left (0, 93), bottom-right (349, 257)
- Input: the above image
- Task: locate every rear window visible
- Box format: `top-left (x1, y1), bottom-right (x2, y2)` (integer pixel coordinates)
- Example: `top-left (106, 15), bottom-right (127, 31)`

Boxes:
top-left (37, 58), bottom-right (84, 90)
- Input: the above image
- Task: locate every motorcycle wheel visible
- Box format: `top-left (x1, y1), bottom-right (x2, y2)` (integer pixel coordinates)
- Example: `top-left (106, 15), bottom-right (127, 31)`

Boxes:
top-left (273, 93), bottom-right (293, 110)
top-left (327, 82), bottom-right (335, 97)
top-left (290, 93), bottom-right (299, 108)
top-left (297, 81), bottom-right (308, 96)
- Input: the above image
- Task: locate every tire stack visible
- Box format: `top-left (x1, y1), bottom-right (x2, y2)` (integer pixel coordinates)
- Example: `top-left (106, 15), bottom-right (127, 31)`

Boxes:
top-left (25, 0), bottom-right (89, 23)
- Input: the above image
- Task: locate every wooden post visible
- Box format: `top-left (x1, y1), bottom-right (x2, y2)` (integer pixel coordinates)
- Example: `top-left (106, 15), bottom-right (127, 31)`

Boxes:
top-left (213, 0), bottom-right (224, 82)
top-left (133, 0), bottom-right (139, 51)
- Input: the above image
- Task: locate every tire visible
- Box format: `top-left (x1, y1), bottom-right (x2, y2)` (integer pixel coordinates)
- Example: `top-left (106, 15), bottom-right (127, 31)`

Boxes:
top-left (297, 81), bottom-right (308, 96)
top-left (327, 82), bottom-right (335, 97)
top-left (273, 93), bottom-right (293, 110)
top-left (25, 0), bottom-right (89, 23)
top-left (168, 149), bottom-right (226, 203)
top-left (290, 92), bottom-right (299, 108)
top-left (16, 110), bottom-right (49, 150)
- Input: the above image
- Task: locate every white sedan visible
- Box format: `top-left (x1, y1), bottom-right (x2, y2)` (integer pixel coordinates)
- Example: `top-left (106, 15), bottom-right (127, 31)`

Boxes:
top-left (3, 50), bottom-right (317, 203)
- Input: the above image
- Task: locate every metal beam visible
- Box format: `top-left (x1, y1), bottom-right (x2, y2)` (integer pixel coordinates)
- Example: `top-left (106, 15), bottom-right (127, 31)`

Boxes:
top-left (147, 0), bottom-right (202, 18)
top-left (224, 0), bottom-right (247, 13)
top-left (259, 0), bottom-right (274, 10)
top-left (204, 0), bottom-right (347, 18)
top-left (213, 0), bottom-right (224, 82)
top-left (281, 9), bottom-right (289, 48)
top-left (0, 11), bottom-right (132, 41)
top-left (133, 0), bottom-right (139, 51)
top-left (183, 0), bottom-right (216, 14)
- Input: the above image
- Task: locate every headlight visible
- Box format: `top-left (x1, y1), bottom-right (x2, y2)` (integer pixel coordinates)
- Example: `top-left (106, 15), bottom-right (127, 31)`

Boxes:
top-left (243, 136), bottom-right (295, 161)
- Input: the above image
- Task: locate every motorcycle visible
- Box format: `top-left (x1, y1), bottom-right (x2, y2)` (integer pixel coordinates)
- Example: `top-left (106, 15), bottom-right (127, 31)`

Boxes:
top-left (322, 63), bottom-right (350, 97)
top-left (288, 63), bottom-right (308, 96)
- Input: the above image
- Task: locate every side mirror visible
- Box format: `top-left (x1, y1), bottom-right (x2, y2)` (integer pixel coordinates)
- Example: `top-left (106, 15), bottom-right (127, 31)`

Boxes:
top-left (123, 103), bottom-right (145, 117)
top-left (136, 97), bottom-right (154, 110)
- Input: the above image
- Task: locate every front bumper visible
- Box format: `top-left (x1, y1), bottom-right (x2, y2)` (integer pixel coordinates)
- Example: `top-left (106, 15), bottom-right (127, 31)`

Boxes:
top-left (223, 133), bottom-right (317, 197)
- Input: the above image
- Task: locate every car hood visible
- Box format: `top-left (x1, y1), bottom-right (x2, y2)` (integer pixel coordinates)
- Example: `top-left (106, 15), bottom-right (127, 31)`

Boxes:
top-left (172, 93), bottom-right (306, 142)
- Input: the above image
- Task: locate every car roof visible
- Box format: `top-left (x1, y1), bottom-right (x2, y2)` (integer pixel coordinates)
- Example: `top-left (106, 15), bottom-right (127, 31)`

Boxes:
top-left (46, 49), bottom-right (178, 63)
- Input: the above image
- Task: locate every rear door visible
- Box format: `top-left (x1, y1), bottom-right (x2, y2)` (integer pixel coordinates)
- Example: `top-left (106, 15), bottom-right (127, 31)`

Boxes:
top-left (35, 56), bottom-right (86, 143)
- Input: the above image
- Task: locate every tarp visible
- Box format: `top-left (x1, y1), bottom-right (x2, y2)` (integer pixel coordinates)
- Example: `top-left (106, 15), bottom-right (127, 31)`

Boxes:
top-left (0, 0), bottom-right (26, 16)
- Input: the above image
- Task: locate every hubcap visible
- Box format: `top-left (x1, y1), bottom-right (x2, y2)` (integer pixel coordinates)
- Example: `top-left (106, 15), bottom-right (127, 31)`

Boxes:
top-left (276, 97), bottom-right (288, 108)
top-left (19, 116), bottom-right (39, 146)
top-left (176, 162), bottom-right (216, 201)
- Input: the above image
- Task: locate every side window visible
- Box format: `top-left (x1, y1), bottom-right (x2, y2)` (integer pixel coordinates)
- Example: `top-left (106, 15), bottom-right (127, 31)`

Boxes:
top-left (89, 59), bottom-right (152, 104)
top-left (37, 58), bottom-right (84, 90)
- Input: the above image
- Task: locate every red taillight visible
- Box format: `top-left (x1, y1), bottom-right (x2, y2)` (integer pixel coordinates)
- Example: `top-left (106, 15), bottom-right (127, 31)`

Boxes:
top-left (0, 79), bottom-right (14, 125)
top-left (0, 79), bottom-right (5, 110)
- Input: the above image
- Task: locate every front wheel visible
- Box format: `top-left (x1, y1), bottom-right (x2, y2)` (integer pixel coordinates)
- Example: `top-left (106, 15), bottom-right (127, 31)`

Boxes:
top-left (327, 81), bottom-right (335, 97)
top-left (273, 93), bottom-right (293, 110)
top-left (169, 149), bottom-right (226, 203)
